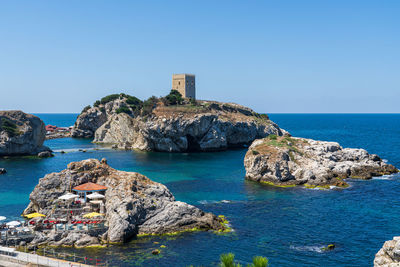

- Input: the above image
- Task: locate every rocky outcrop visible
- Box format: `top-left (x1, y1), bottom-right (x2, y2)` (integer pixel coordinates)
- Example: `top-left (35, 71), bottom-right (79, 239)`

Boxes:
top-left (23, 159), bottom-right (224, 247)
top-left (244, 135), bottom-right (398, 188)
top-left (71, 97), bottom-right (133, 138)
top-left (0, 110), bottom-right (51, 156)
top-left (374, 237), bottom-right (400, 266)
top-left (73, 94), bottom-right (286, 151)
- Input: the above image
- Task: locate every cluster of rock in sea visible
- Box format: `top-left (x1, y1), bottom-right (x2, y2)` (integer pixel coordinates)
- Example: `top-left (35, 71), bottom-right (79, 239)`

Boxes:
top-left (0, 95), bottom-right (398, 263)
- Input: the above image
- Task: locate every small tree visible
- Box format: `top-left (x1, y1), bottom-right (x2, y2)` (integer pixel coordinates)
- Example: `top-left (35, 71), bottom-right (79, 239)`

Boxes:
top-left (81, 105), bottom-right (91, 114)
top-left (93, 100), bottom-right (101, 107)
top-left (164, 90), bottom-right (183, 106)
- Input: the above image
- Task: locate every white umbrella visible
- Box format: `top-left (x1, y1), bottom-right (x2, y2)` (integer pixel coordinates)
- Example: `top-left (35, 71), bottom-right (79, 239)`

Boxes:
top-left (6, 221), bottom-right (21, 227)
top-left (58, 192), bottom-right (79, 200)
top-left (87, 192), bottom-right (105, 199)
top-left (0, 216), bottom-right (6, 221)
top-left (21, 227), bottom-right (31, 232)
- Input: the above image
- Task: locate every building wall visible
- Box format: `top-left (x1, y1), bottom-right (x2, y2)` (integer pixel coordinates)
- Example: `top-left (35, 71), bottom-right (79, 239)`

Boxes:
top-left (172, 74), bottom-right (195, 99)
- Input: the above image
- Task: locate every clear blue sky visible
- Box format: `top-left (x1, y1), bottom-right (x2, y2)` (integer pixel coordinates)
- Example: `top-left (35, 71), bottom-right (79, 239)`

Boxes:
top-left (0, 0), bottom-right (399, 113)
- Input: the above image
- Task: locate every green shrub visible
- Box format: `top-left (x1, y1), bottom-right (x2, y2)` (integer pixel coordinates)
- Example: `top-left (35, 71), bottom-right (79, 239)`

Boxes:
top-left (163, 90), bottom-right (183, 106)
top-left (93, 100), bottom-right (101, 107)
top-left (250, 256), bottom-right (268, 267)
top-left (220, 253), bottom-right (239, 267)
top-left (268, 134), bottom-right (277, 140)
top-left (100, 94), bottom-right (121, 104)
top-left (81, 105), bottom-right (91, 114)
top-left (116, 106), bottom-right (131, 114)
top-left (142, 96), bottom-right (159, 116)
top-left (125, 95), bottom-right (143, 115)
top-left (126, 95), bottom-right (142, 106)
top-left (218, 253), bottom-right (268, 267)
top-left (252, 150), bottom-right (259, 155)
top-left (0, 118), bottom-right (19, 137)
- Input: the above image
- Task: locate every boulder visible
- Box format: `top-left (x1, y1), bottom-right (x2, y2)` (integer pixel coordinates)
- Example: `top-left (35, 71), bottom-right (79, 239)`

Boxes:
top-left (38, 151), bottom-right (53, 158)
top-left (244, 136), bottom-right (398, 188)
top-left (23, 159), bottom-right (224, 247)
top-left (0, 110), bottom-right (51, 156)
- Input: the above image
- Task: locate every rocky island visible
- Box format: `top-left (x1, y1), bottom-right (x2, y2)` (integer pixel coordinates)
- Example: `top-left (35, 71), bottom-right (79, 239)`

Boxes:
top-left (22, 159), bottom-right (226, 248)
top-left (0, 110), bottom-right (51, 157)
top-left (244, 135), bottom-right (398, 188)
top-left (72, 92), bottom-right (286, 152)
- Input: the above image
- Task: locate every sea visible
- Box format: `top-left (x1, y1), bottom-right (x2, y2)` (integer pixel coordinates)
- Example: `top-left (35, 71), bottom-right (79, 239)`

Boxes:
top-left (1, 113), bottom-right (399, 267)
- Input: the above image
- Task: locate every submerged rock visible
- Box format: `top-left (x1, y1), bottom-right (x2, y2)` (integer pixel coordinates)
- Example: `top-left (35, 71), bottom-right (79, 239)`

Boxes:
top-left (322, 244), bottom-right (335, 251)
top-left (38, 151), bottom-right (54, 158)
top-left (0, 110), bottom-right (51, 156)
top-left (244, 136), bottom-right (398, 188)
top-left (23, 159), bottom-right (225, 247)
top-left (374, 237), bottom-right (400, 266)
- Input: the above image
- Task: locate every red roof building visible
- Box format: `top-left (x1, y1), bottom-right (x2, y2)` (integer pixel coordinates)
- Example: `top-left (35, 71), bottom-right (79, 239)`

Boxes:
top-left (73, 182), bottom-right (107, 192)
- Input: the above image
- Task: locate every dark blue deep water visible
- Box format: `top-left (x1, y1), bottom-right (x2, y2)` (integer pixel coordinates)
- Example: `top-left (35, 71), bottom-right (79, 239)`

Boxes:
top-left (1, 114), bottom-right (399, 266)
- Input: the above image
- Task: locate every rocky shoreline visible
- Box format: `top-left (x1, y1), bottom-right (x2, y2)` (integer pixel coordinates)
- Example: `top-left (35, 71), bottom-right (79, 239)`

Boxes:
top-left (244, 135), bottom-right (398, 188)
top-left (20, 159), bottom-right (226, 248)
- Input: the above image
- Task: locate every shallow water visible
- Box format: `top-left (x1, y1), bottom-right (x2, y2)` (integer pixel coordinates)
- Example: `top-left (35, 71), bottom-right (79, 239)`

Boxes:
top-left (1, 114), bottom-right (399, 266)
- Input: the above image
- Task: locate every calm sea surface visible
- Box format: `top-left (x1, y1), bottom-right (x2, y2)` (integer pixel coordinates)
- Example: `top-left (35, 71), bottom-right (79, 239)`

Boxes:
top-left (1, 113), bottom-right (399, 266)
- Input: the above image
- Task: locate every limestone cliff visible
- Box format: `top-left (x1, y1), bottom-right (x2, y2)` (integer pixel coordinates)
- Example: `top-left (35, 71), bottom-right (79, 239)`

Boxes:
top-left (23, 159), bottom-right (224, 247)
top-left (0, 110), bottom-right (50, 156)
top-left (72, 93), bottom-right (286, 152)
top-left (244, 135), bottom-right (398, 188)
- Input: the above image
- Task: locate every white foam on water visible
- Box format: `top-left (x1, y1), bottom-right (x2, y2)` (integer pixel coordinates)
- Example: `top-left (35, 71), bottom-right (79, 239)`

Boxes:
top-left (198, 200), bottom-right (232, 205)
top-left (373, 174), bottom-right (394, 180)
top-left (290, 245), bottom-right (323, 253)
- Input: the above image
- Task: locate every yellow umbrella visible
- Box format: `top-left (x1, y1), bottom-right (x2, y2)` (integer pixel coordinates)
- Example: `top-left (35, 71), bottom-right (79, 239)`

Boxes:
top-left (24, 213), bottom-right (45, 219)
top-left (83, 212), bottom-right (104, 218)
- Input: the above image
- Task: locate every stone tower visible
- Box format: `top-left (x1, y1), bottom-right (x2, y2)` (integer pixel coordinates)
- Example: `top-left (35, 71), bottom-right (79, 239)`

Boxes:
top-left (172, 74), bottom-right (196, 99)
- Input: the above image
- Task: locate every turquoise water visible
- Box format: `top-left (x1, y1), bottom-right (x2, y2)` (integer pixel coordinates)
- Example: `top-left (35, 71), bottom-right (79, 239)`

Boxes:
top-left (1, 114), bottom-right (400, 266)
